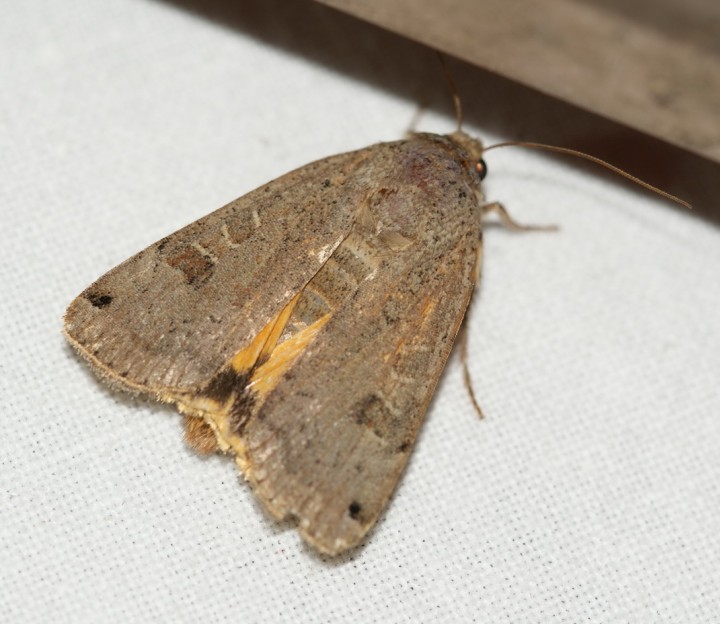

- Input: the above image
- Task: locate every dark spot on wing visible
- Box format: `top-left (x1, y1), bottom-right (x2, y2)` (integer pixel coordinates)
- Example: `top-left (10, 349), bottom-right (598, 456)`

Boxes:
top-left (350, 393), bottom-right (398, 440)
top-left (351, 394), bottom-right (381, 427)
top-left (202, 368), bottom-right (249, 405)
top-left (167, 245), bottom-right (214, 286)
top-left (348, 501), bottom-right (362, 521)
top-left (86, 293), bottom-right (113, 308)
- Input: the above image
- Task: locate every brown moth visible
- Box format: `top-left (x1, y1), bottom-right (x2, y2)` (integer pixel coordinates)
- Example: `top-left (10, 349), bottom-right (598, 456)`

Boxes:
top-left (64, 130), bottom-right (491, 555)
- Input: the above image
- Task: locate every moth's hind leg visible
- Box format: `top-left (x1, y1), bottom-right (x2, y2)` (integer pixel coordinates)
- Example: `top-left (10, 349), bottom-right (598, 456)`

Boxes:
top-left (482, 201), bottom-right (558, 232)
top-left (462, 201), bottom-right (555, 418)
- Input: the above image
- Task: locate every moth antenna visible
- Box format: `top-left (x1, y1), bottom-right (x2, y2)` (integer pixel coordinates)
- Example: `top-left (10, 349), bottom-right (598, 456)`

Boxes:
top-left (437, 53), bottom-right (463, 132)
top-left (459, 324), bottom-right (484, 419)
top-left (483, 141), bottom-right (692, 210)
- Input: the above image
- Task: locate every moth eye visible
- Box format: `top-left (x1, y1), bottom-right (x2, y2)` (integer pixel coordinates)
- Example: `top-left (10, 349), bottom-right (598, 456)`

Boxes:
top-left (475, 159), bottom-right (488, 181)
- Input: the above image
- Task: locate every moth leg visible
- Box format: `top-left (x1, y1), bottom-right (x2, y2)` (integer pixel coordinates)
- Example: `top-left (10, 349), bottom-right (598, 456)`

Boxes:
top-left (459, 321), bottom-right (484, 419)
top-left (482, 202), bottom-right (558, 232)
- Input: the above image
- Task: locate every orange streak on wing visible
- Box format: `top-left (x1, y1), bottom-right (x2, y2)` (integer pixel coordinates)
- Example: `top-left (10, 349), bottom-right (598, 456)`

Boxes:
top-left (230, 292), bottom-right (301, 374)
top-left (248, 314), bottom-right (331, 399)
top-left (420, 297), bottom-right (436, 319)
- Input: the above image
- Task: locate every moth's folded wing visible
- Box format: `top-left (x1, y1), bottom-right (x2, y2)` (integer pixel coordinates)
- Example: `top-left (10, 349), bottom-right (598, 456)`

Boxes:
top-left (243, 236), bottom-right (481, 555)
top-left (64, 150), bottom-right (370, 394)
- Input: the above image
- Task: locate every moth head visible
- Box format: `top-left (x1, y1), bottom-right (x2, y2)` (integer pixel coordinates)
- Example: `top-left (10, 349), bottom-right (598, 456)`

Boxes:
top-left (447, 131), bottom-right (487, 182)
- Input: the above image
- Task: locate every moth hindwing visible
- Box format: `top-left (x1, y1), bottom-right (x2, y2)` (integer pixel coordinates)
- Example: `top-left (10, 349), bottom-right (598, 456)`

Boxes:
top-left (64, 131), bottom-right (486, 555)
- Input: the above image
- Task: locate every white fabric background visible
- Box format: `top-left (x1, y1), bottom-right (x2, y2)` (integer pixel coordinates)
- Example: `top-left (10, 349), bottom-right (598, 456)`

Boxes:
top-left (2, 1), bottom-right (719, 622)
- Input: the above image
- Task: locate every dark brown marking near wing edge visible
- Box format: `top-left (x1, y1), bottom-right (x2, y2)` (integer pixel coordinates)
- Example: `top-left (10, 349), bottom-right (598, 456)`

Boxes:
top-left (86, 293), bottom-right (113, 308)
top-left (156, 237), bottom-right (170, 253)
top-left (348, 501), bottom-right (363, 521)
top-left (167, 246), bottom-right (214, 286)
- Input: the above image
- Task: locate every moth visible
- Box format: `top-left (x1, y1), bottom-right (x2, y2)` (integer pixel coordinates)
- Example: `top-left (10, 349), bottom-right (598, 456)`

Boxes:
top-left (64, 121), bottom-right (685, 555)
top-left (64, 128), bottom-right (494, 555)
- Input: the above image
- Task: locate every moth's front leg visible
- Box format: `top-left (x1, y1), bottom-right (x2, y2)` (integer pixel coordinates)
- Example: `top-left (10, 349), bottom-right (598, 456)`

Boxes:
top-left (482, 201), bottom-right (558, 232)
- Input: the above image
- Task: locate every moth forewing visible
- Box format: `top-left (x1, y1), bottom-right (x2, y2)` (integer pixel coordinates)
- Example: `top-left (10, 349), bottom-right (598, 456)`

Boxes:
top-left (64, 131), bottom-right (486, 555)
top-left (63, 151), bottom-right (365, 393)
